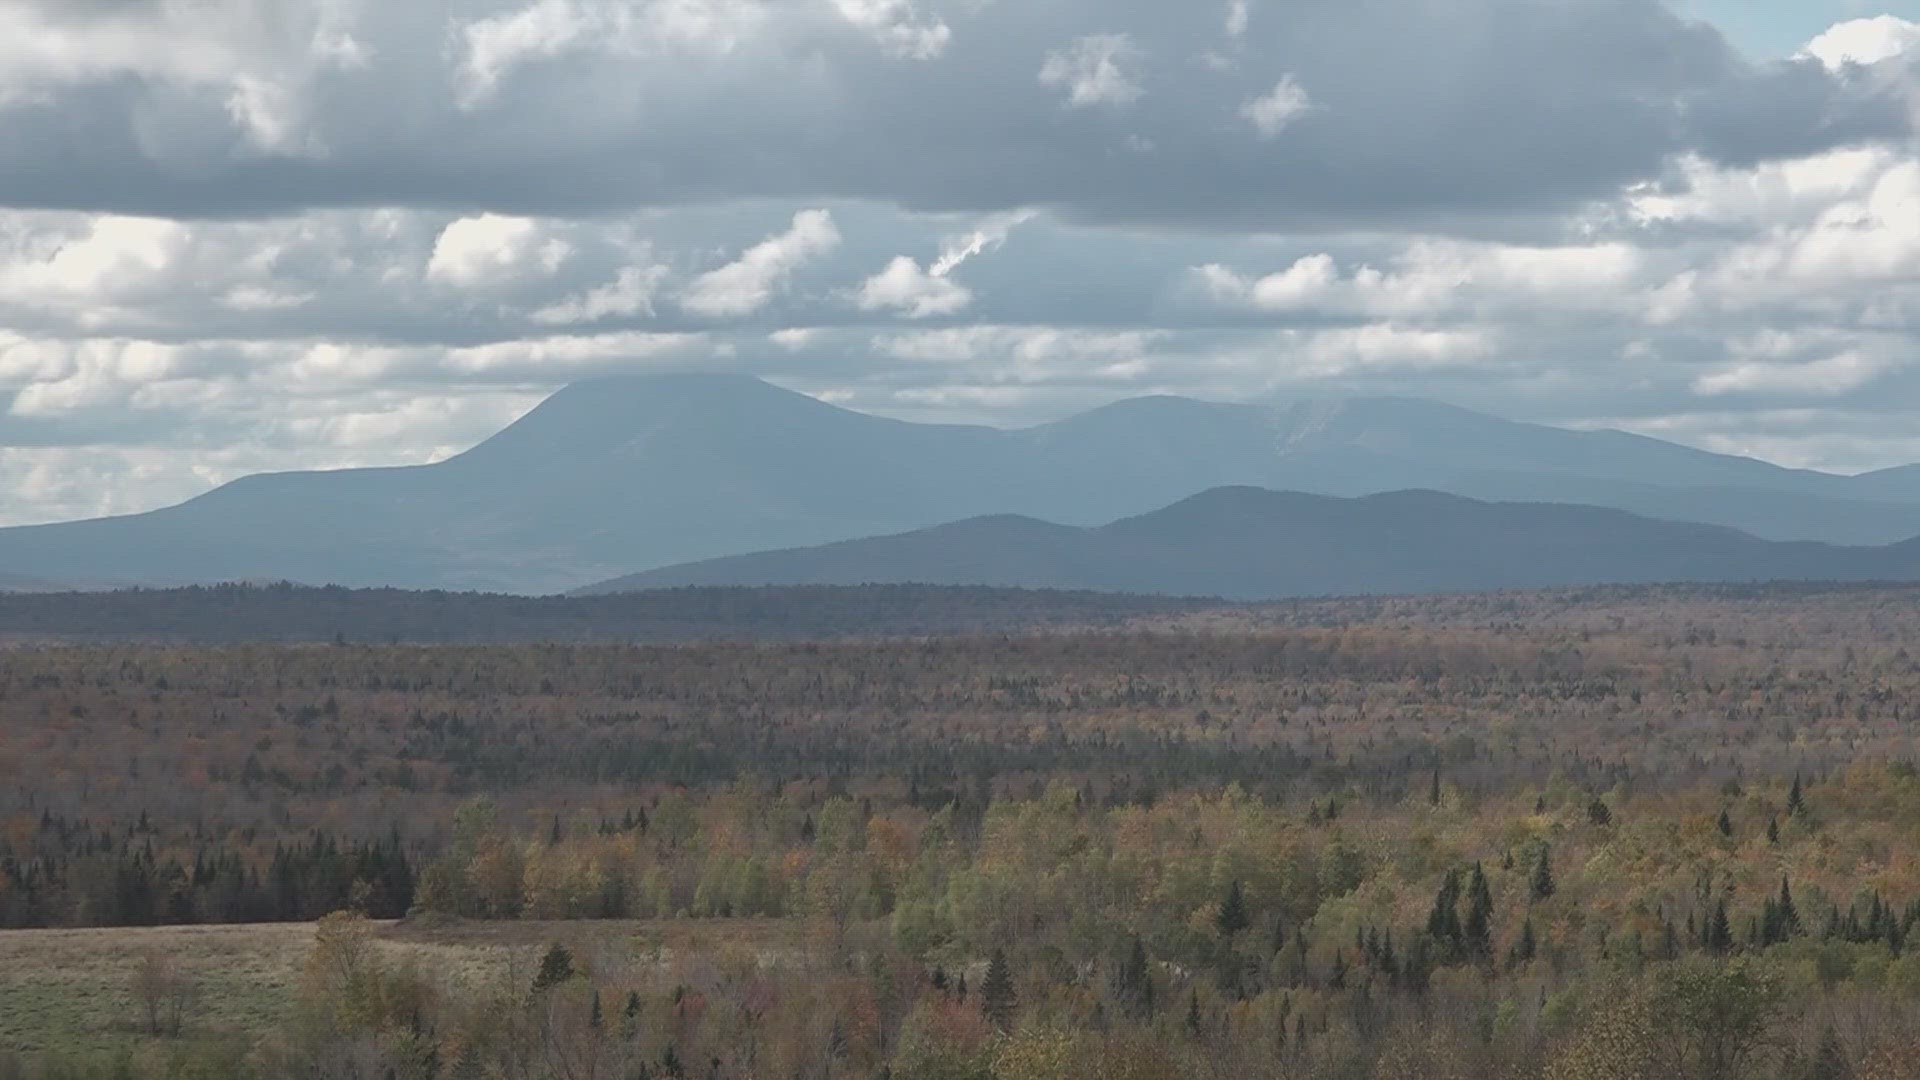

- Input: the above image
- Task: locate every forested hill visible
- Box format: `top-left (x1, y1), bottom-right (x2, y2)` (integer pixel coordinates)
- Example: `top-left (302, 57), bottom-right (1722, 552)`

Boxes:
top-left (0, 583), bottom-right (1219, 645)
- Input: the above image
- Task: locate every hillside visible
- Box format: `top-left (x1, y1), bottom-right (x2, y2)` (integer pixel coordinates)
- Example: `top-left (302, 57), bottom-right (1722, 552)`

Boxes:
top-left (4, 374), bottom-right (1920, 592)
top-left (588, 487), bottom-right (1920, 599)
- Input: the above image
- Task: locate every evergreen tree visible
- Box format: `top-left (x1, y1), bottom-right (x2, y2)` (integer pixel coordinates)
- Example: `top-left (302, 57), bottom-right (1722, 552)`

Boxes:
top-left (1464, 863), bottom-right (1495, 961)
top-left (1428, 868), bottom-right (1464, 956)
top-left (1718, 809), bottom-right (1734, 837)
top-left (1116, 938), bottom-right (1154, 1019)
top-left (1530, 847), bottom-right (1557, 901)
top-left (1767, 817), bottom-right (1781, 845)
top-left (1789, 773), bottom-right (1807, 817)
top-left (1508, 917), bottom-right (1537, 969)
top-left (1185, 989), bottom-right (1203, 1037)
top-left (980, 949), bottom-right (1017, 1029)
top-left (1705, 900), bottom-right (1734, 955)
top-left (1587, 798), bottom-right (1613, 827)
top-left (1217, 879), bottom-right (1250, 936)
top-left (1429, 767), bottom-right (1442, 807)
top-left (533, 942), bottom-right (575, 991)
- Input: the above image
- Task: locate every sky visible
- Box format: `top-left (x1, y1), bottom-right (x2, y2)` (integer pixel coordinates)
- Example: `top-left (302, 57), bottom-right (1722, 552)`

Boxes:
top-left (6, 2), bottom-right (1920, 525)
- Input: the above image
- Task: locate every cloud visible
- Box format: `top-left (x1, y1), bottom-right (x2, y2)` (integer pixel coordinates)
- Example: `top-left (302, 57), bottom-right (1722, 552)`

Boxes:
top-left (1694, 352), bottom-right (1894, 398)
top-left (1802, 16), bottom-right (1920, 72)
top-left (10, 7), bottom-right (1920, 524)
top-left (681, 209), bottom-right (840, 317)
top-left (1040, 33), bottom-right (1144, 108)
top-left (833, 0), bottom-right (950, 59)
top-left (456, 0), bottom-right (766, 107)
top-left (0, 0), bottom-right (1904, 227)
top-left (426, 214), bottom-right (572, 288)
top-left (1241, 75), bottom-right (1310, 137)
top-left (533, 262), bottom-right (671, 324)
top-left (1291, 325), bottom-right (1499, 376)
top-left (1192, 241), bottom-right (1642, 318)
top-left (858, 257), bottom-right (973, 318)
top-left (1226, 1), bottom-right (1251, 40)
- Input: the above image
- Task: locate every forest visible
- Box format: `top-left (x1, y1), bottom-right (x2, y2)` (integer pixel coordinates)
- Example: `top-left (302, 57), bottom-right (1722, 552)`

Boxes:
top-left (5, 583), bottom-right (1920, 1078)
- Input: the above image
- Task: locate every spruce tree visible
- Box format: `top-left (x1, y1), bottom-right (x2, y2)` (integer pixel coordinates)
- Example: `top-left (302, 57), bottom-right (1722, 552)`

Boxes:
top-left (1767, 817), bottom-right (1781, 845)
top-left (1530, 847), bottom-right (1557, 901)
top-left (1706, 900), bottom-right (1734, 955)
top-left (1718, 809), bottom-right (1734, 837)
top-left (1508, 917), bottom-right (1537, 969)
top-left (1464, 863), bottom-right (1495, 961)
top-left (1428, 868), bottom-right (1464, 956)
top-left (1217, 879), bottom-right (1250, 936)
top-left (1789, 773), bottom-right (1807, 817)
top-left (533, 942), bottom-right (575, 991)
top-left (981, 949), bottom-right (1017, 1029)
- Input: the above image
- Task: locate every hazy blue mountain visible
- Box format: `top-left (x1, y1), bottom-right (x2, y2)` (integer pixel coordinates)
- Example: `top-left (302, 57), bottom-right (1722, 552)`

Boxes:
top-left (584, 488), bottom-right (1920, 600)
top-left (3, 373), bottom-right (1920, 594)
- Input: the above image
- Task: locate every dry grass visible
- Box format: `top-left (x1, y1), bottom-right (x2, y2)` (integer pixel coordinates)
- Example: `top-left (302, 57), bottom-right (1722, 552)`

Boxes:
top-left (0, 917), bottom-right (792, 1058)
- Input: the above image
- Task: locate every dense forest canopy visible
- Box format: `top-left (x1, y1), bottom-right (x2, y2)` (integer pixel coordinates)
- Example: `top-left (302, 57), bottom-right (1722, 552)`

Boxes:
top-left (6, 584), bottom-right (1920, 1078)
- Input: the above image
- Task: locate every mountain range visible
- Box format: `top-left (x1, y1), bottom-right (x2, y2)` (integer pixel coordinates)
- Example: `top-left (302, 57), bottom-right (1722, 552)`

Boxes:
top-left (6, 373), bottom-right (1920, 595)
top-left (583, 487), bottom-right (1920, 599)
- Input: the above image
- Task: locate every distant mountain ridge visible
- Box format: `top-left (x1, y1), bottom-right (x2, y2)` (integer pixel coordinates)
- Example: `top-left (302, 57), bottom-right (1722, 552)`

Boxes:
top-left (4, 373), bottom-right (1920, 594)
top-left (583, 487), bottom-right (1920, 599)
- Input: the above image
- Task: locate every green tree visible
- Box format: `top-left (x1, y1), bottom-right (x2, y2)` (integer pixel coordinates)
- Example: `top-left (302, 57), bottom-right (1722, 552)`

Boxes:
top-left (1216, 879), bottom-right (1250, 937)
top-left (1531, 847), bottom-right (1557, 901)
top-left (981, 949), bottom-right (1017, 1029)
top-left (1652, 959), bottom-right (1783, 1080)
top-left (533, 942), bottom-right (575, 992)
top-left (1464, 863), bottom-right (1495, 961)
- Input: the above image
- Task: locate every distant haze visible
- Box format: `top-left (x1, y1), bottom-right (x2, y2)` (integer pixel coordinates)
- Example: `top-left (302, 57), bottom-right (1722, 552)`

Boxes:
top-left (5, 374), bottom-right (1920, 595)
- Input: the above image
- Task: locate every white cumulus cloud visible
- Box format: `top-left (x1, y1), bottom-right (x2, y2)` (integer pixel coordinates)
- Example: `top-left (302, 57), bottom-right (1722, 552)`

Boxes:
top-left (1241, 75), bottom-right (1311, 137)
top-left (1040, 34), bottom-right (1144, 108)
top-left (681, 210), bottom-right (841, 317)
top-left (426, 215), bottom-right (573, 288)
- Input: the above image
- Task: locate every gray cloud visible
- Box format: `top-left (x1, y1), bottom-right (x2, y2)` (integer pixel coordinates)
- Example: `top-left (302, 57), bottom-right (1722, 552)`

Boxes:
top-left (5, 2), bottom-right (1920, 524)
top-left (0, 0), bottom-right (1905, 225)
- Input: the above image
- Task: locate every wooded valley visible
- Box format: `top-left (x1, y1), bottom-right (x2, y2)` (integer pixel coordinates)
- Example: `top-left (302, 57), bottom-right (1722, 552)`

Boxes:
top-left (4, 584), bottom-right (1920, 1078)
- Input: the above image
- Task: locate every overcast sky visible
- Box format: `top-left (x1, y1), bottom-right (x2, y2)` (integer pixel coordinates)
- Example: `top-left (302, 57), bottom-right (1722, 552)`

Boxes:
top-left (6, 1), bottom-right (1920, 525)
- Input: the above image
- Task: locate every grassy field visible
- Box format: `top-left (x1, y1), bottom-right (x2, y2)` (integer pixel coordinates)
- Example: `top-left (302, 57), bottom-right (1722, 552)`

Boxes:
top-left (0, 918), bottom-right (793, 1060)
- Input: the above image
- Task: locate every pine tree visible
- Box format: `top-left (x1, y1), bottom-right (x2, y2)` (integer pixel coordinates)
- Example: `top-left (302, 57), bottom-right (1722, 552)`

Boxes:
top-left (1789, 773), bottom-right (1807, 817)
top-left (1185, 988), bottom-right (1203, 1037)
top-left (590, 989), bottom-right (604, 1031)
top-left (1767, 817), bottom-right (1781, 845)
top-left (1464, 863), bottom-right (1495, 961)
top-left (1530, 847), bottom-right (1557, 901)
top-left (1116, 938), bottom-right (1154, 1018)
top-left (533, 942), bottom-right (575, 991)
top-left (1718, 809), bottom-right (1734, 837)
top-left (1508, 917), bottom-right (1537, 969)
top-left (981, 949), bottom-right (1017, 1029)
top-left (1217, 879), bottom-right (1250, 936)
top-left (1706, 900), bottom-right (1734, 955)
top-left (1429, 767), bottom-right (1442, 807)
top-left (1587, 797), bottom-right (1612, 827)
top-left (1428, 868), bottom-right (1464, 956)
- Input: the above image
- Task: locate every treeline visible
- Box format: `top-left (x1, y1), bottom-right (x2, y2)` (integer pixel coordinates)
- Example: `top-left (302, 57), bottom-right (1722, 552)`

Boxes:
top-left (0, 582), bottom-right (1214, 644)
top-left (0, 816), bottom-right (414, 928)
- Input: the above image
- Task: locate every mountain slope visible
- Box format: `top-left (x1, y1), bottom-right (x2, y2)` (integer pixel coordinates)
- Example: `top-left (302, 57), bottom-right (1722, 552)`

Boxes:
top-left (4, 373), bottom-right (1920, 593)
top-left (583, 488), bottom-right (1920, 600)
